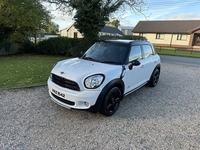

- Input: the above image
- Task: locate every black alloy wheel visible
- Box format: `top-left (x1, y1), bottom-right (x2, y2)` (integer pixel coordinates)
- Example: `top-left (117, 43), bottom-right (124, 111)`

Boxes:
top-left (101, 87), bottom-right (122, 116)
top-left (148, 68), bottom-right (160, 87)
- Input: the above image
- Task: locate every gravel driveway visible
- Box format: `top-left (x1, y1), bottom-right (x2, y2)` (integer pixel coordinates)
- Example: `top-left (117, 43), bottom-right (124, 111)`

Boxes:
top-left (1, 62), bottom-right (200, 150)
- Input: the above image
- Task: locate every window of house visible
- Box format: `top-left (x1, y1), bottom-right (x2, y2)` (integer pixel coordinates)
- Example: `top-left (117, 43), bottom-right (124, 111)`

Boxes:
top-left (142, 45), bottom-right (154, 58)
top-left (139, 33), bottom-right (143, 36)
top-left (177, 34), bottom-right (187, 40)
top-left (156, 33), bottom-right (164, 39)
top-left (129, 45), bottom-right (142, 62)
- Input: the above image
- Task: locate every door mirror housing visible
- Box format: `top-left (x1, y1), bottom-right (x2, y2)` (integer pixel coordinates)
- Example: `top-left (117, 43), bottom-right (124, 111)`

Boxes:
top-left (128, 60), bottom-right (141, 70)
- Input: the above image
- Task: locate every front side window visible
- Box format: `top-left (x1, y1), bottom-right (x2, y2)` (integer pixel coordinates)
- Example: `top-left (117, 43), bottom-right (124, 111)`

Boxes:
top-left (142, 45), bottom-right (154, 58)
top-left (82, 42), bottom-right (129, 65)
top-left (129, 45), bottom-right (142, 62)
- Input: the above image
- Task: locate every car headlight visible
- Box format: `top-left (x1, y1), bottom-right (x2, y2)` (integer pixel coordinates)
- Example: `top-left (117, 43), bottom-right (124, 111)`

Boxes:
top-left (84, 74), bottom-right (104, 89)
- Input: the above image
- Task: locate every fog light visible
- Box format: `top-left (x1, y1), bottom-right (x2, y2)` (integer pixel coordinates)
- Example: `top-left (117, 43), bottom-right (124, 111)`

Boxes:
top-left (84, 102), bottom-right (90, 107)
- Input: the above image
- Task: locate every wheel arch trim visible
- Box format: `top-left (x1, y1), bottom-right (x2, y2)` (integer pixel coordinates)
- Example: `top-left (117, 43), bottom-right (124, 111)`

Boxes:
top-left (150, 64), bottom-right (161, 76)
top-left (88, 78), bottom-right (124, 113)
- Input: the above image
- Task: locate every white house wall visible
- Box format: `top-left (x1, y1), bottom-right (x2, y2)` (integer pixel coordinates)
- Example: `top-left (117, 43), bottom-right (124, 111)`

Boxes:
top-left (60, 28), bottom-right (67, 36)
top-left (60, 26), bottom-right (83, 38)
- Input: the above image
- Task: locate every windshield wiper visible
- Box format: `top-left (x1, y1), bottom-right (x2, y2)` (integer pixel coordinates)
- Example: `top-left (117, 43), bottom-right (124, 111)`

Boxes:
top-left (83, 57), bottom-right (99, 62)
top-left (101, 61), bottom-right (121, 64)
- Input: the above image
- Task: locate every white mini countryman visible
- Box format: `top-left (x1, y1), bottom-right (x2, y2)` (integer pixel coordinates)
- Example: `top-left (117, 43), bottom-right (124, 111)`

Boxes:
top-left (47, 40), bottom-right (161, 116)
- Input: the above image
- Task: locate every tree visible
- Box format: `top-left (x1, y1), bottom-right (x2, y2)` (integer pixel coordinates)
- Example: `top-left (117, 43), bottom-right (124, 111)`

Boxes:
top-left (46, 21), bottom-right (59, 34)
top-left (45, 0), bottom-right (146, 45)
top-left (73, 0), bottom-right (109, 43)
top-left (0, 0), bottom-right (51, 43)
top-left (107, 20), bottom-right (120, 28)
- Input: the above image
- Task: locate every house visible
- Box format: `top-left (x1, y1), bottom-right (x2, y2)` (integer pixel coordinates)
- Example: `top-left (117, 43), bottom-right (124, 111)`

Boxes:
top-left (118, 26), bottom-right (134, 35)
top-left (132, 20), bottom-right (200, 49)
top-left (99, 26), bottom-right (124, 36)
top-left (60, 23), bottom-right (124, 38)
top-left (60, 23), bottom-right (83, 38)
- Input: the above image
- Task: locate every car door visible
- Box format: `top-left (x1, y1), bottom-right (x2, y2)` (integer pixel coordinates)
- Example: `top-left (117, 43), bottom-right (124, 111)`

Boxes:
top-left (124, 45), bottom-right (146, 94)
top-left (141, 44), bottom-right (158, 80)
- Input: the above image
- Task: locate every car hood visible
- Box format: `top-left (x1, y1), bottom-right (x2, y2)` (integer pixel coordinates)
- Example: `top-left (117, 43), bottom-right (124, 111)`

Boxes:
top-left (51, 58), bottom-right (122, 82)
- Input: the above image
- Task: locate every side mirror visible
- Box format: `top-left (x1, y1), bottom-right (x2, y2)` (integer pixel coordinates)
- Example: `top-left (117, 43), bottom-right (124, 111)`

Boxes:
top-left (128, 60), bottom-right (141, 70)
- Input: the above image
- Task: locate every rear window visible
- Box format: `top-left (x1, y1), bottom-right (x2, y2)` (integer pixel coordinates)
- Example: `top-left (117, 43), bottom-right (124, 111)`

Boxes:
top-left (142, 45), bottom-right (154, 58)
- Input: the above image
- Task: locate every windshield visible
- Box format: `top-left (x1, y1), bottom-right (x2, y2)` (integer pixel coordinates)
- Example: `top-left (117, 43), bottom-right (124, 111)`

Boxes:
top-left (82, 42), bottom-right (129, 65)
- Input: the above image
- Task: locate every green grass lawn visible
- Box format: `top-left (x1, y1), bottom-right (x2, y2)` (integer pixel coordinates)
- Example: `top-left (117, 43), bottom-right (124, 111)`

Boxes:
top-left (0, 55), bottom-right (66, 89)
top-left (155, 47), bottom-right (200, 58)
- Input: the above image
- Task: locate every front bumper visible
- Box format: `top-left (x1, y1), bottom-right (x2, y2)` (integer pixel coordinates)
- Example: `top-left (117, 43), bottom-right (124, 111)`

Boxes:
top-left (47, 78), bottom-right (101, 110)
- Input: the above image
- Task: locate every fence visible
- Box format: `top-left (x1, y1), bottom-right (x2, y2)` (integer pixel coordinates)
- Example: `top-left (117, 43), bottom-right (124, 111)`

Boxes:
top-left (155, 46), bottom-right (200, 54)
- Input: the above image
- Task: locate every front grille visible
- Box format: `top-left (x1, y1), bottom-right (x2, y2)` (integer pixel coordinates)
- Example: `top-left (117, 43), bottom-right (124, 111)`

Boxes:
top-left (51, 93), bottom-right (75, 106)
top-left (52, 74), bottom-right (80, 91)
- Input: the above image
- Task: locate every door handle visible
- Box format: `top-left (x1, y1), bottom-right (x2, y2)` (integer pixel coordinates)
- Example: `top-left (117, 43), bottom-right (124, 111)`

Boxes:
top-left (141, 65), bottom-right (145, 68)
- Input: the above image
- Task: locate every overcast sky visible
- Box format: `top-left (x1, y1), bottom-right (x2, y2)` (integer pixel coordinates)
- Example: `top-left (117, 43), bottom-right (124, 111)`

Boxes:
top-left (48, 0), bottom-right (200, 30)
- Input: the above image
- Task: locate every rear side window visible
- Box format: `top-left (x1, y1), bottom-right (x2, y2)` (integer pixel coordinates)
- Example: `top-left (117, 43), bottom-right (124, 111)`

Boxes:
top-left (142, 45), bottom-right (154, 58)
top-left (129, 45), bottom-right (142, 62)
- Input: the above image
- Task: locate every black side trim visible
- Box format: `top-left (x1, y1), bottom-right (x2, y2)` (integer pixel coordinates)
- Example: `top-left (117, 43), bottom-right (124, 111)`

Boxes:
top-left (120, 65), bottom-right (126, 79)
top-left (88, 79), bottom-right (124, 113)
top-left (124, 82), bottom-right (147, 96)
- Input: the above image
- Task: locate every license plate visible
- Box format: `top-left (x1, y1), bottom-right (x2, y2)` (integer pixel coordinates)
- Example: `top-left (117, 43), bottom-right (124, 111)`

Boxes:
top-left (52, 88), bottom-right (65, 98)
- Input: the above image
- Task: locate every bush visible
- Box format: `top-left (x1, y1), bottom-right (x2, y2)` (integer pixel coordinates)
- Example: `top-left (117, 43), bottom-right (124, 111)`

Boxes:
top-left (35, 35), bottom-right (147, 57)
top-left (37, 37), bottom-right (91, 57)
top-left (18, 41), bottom-right (37, 54)
top-left (0, 41), bottom-right (36, 55)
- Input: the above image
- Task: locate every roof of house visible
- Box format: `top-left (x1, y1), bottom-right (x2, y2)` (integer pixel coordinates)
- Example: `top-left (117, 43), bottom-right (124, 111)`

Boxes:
top-left (59, 22), bottom-right (75, 32)
top-left (101, 26), bottom-right (124, 35)
top-left (132, 20), bottom-right (200, 34)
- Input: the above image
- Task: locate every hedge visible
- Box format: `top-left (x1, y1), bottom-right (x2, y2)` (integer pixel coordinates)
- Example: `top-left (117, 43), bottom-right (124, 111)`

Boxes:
top-left (37, 37), bottom-right (91, 57)
top-left (35, 35), bottom-right (146, 57)
top-left (1, 35), bottom-right (147, 56)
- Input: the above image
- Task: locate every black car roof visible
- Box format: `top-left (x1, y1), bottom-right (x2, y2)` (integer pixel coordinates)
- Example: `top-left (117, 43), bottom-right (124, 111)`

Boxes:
top-left (104, 39), bottom-right (151, 45)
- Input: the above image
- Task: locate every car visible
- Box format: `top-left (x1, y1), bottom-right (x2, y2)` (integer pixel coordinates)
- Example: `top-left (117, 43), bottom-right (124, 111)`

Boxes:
top-left (47, 39), bottom-right (161, 116)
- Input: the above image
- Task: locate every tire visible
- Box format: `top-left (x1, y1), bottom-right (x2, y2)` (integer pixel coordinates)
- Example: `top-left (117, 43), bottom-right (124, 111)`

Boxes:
top-left (148, 68), bottom-right (160, 87)
top-left (100, 87), bottom-right (122, 116)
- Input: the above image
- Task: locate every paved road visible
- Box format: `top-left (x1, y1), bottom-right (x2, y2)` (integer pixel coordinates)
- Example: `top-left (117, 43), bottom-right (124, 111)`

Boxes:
top-left (160, 55), bottom-right (200, 67)
top-left (1, 62), bottom-right (200, 149)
